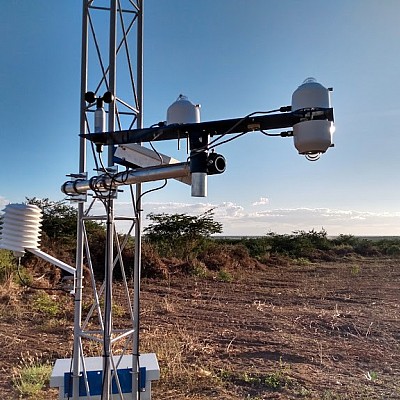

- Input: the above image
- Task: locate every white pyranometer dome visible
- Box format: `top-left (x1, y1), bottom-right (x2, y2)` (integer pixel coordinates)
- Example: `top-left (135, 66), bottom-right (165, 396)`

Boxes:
top-left (166, 94), bottom-right (201, 125)
top-left (293, 120), bottom-right (334, 155)
top-left (291, 77), bottom-right (330, 112)
top-left (0, 204), bottom-right (43, 256)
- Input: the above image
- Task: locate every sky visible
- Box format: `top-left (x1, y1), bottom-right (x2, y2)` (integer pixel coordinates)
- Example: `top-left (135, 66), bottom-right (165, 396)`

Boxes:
top-left (1, 0), bottom-right (400, 236)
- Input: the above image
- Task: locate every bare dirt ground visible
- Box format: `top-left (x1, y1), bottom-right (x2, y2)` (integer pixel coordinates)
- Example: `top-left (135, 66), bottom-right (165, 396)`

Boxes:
top-left (0, 258), bottom-right (399, 399)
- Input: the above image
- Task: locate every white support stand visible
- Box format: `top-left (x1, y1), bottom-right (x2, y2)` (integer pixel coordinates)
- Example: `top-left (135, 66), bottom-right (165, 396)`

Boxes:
top-left (27, 248), bottom-right (76, 276)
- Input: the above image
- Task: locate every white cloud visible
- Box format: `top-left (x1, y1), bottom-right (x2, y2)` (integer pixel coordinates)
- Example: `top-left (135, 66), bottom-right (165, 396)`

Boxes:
top-left (252, 197), bottom-right (269, 206)
top-left (222, 207), bottom-right (400, 236)
top-left (139, 201), bottom-right (245, 219)
top-left (0, 196), bottom-right (10, 212)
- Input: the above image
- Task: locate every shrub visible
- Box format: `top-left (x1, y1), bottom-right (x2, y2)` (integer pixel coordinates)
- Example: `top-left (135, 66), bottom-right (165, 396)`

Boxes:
top-left (12, 353), bottom-right (52, 398)
top-left (353, 239), bottom-right (380, 257)
top-left (199, 242), bottom-right (256, 272)
top-left (141, 241), bottom-right (169, 279)
top-left (239, 237), bottom-right (271, 259)
top-left (332, 234), bottom-right (359, 247)
top-left (32, 292), bottom-right (60, 318)
top-left (385, 244), bottom-right (400, 256)
top-left (265, 229), bottom-right (331, 259)
top-left (375, 238), bottom-right (400, 256)
top-left (217, 269), bottom-right (233, 282)
top-left (144, 210), bottom-right (222, 259)
top-left (0, 249), bottom-right (15, 283)
top-left (332, 244), bottom-right (355, 257)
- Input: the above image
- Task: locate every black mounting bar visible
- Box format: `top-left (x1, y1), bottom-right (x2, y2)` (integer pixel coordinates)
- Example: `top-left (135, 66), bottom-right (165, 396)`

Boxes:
top-left (81, 108), bottom-right (334, 145)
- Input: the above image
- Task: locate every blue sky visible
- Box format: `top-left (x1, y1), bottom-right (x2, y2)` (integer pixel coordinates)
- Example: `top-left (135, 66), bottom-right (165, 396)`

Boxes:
top-left (1, 0), bottom-right (400, 236)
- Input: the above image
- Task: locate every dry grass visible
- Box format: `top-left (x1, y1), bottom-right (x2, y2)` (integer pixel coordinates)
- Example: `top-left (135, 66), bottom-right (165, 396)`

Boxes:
top-left (140, 325), bottom-right (235, 398)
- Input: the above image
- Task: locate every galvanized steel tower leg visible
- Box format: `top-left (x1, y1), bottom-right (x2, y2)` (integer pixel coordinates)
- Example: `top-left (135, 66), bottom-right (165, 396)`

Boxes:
top-left (101, 1), bottom-right (117, 398)
top-left (132, 4), bottom-right (144, 397)
top-left (71, 1), bottom-right (89, 398)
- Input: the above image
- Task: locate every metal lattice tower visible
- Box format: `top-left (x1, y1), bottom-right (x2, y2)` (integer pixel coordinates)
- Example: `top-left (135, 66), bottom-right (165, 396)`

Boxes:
top-left (72, 1), bottom-right (144, 399)
top-left (52, 3), bottom-right (336, 399)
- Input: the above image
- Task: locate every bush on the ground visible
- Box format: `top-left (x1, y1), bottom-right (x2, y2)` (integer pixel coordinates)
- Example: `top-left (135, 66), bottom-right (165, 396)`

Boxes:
top-left (375, 238), bottom-right (400, 256)
top-left (0, 249), bottom-right (15, 283)
top-left (198, 242), bottom-right (255, 271)
top-left (263, 229), bottom-right (331, 259)
top-left (144, 210), bottom-right (222, 260)
top-left (353, 239), bottom-right (381, 257)
top-left (238, 237), bottom-right (271, 260)
top-left (141, 241), bottom-right (169, 279)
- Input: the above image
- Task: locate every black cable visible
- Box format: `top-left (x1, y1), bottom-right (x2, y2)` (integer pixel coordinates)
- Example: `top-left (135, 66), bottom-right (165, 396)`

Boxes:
top-left (120, 140), bottom-right (168, 216)
top-left (97, 152), bottom-right (115, 181)
top-left (89, 150), bottom-right (114, 204)
top-left (135, 179), bottom-right (168, 216)
top-left (208, 131), bottom-right (248, 150)
top-left (101, 188), bottom-right (114, 400)
top-left (111, 140), bottom-right (164, 190)
top-left (129, 184), bottom-right (138, 218)
top-left (259, 129), bottom-right (284, 137)
top-left (206, 108), bottom-right (282, 149)
top-left (149, 121), bottom-right (165, 129)
top-left (189, 108), bottom-right (292, 156)
top-left (92, 141), bottom-right (167, 221)
top-left (185, 108), bottom-right (286, 160)
top-left (16, 257), bottom-right (70, 293)
top-left (96, 146), bottom-right (135, 189)
top-left (94, 152), bottom-right (123, 204)
top-left (149, 141), bottom-right (163, 164)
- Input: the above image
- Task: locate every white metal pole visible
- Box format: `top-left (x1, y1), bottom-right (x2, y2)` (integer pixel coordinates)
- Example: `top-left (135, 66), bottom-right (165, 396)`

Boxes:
top-left (102, 1), bottom-right (117, 398)
top-left (132, 1), bottom-right (144, 397)
top-left (102, 197), bottom-right (115, 399)
top-left (72, 1), bottom-right (89, 398)
top-left (62, 162), bottom-right (190, 196)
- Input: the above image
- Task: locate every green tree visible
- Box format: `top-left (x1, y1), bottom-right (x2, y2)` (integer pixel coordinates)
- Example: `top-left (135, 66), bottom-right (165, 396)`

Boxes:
top-left (26, 197), bottom-right (105, 241)
top-left (144, 210), bottom-right (223, 259)
top-left (26, 197), bottom-right (78, 239)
